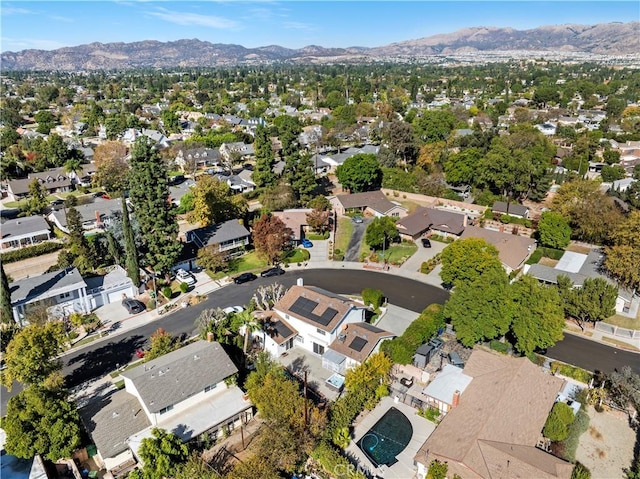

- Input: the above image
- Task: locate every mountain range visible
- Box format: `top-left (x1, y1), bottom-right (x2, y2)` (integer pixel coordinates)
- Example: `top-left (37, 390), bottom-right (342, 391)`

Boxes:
top-left (1, 22), bottom-right (638, 71)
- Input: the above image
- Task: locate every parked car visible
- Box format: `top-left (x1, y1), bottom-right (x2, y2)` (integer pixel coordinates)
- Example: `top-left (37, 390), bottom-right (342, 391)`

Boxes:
top-left (223, 305), bottom-right (245, 314)
top-left (261, 267), bottom-right (285, 277)
top-left (122, 298), bottom-right (146, 314)
top-left (421, 238), bottom-right (432, 248)
top-left (135, 348), bottom-right (145, 359)
top-left (176, 268), bottom-right (196, 285)
top-left (352, 216), bottom-right (364, 224)
top-left (234, 272), bottom-right (257, 284)
top-left (300, 238), bottom-right (313, 248)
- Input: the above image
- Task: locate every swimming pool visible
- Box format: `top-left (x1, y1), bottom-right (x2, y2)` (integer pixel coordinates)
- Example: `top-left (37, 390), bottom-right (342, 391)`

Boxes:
top-left (356, 407), bottom-right (413, 467)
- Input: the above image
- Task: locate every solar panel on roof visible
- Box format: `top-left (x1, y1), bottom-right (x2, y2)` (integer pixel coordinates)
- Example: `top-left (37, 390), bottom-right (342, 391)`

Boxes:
top-left (289, 297), bottom-right (337, 326)
top-left (358, 323), bottom-right (385, 334)
top-left (349, 337), bottom-right (367, 352)
top-left (319, 308), bottom-right (338, 324)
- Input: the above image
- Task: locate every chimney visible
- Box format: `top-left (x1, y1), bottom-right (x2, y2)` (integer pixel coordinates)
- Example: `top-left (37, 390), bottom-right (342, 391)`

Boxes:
top-left (95, 210), bottom-right (102, 225)
top-left (297, 278), bottom-right (304, 287)
top-left (452, 390), bottom-right (461, 408)
top-left (463, 215), bottom-right (468, 227)
top-left (206, 332), bottom-right (214, 342)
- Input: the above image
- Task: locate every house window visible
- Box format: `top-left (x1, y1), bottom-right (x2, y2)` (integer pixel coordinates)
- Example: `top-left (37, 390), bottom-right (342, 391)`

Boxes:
top-left (59, 292), bottom-right (71, 299)
top-left (392, 212), bottom-right (399, 217)
top-left (316, 328), bottom-right (326, 336)
top-left (313, 342), bottom-right (325, 355)
top-left (204, 383), bottom-right (217, 393)
top-left (159, 404), bottom-right (174, 415)
top-left (295, 335), bottom-right (304, 343)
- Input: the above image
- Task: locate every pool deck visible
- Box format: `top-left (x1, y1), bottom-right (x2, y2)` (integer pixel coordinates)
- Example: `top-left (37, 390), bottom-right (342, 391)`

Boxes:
top-left (346, 396), bottom-right (436, 479)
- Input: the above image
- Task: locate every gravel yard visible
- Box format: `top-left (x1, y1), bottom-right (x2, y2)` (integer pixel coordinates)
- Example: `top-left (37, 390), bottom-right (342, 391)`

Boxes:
top-left (575, 405), bottom-right (636, 479)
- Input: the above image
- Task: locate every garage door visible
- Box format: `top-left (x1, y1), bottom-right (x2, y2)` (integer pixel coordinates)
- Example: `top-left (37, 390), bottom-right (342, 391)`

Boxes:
top-left (108, 290), bottom-right (127, 304)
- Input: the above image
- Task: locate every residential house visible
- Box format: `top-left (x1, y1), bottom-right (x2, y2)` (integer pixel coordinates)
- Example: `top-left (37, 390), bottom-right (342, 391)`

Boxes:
top-left (525, 249), bottom-right (634, 314)
top-left (321, 145), bottom-right (380, 171)
top-left (221, 169), bottom-right (256, 193)
top-left (48, 198), bottom-right (122, 234)
top-left (421, 364), bottom-right (473, 415)
top-left (396, 207), bottom-right (467, 241)
top-left (174, 147), bottom-right (220, 170)
top-left (271, 283), bottom-right (367, 357)
top-left (255, 312), bottom-right (299, 358)
top-left (121, 129), bottom-right (170, 148)
top-left (84, 265), bottom-right (138, 309)
top-left (7, 168), bottom-right (74, 201)
top-left (219, 142), bottom-right (255, 162)
top-left (492, 201), bottom-right (530, 219)
top-left (80, 340), bottom-right (253, 477)
top-left (322, 322), bottom-right (395, 374)
top-left (169, 179), bottom-right (196, 206)
top-left (536, 122), bottom-right (557, 136)
top-left (186, 219), bottom-right (251, 256)
top-left (611, 178), bottom-right (637, 192)
top-left (272, 208), bottom-right (326, 241)
top-left (9, 267), bottom-right (91, 325)
top-left (0, 215), bottom-right (52, 250)
top-left (330, 190), bottom-right (407, 219)
top-left (414, 349), bottom-right (572, 479)
top-left (460, 226), bottom-right (536, 274)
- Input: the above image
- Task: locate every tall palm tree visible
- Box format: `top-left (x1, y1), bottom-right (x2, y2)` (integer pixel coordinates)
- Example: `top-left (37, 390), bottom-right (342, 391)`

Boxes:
top-left (64, 158), bottom-right (84, 185)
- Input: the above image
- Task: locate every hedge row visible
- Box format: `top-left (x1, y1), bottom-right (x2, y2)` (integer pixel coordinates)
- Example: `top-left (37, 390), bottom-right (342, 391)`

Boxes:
top-left (420, 253), bottom-right (441, 274)
top-left (560, 409), bottom-right (590, 463)
top-left (550, 361), bottom-right (593, 384)
top-left (311, 442), bottom-right (367, 479)
top-left (380, 304), bottom-right (445, 364)
top-left (0, 241), bottom-right (64, 264)
top-left (362, 288), bottom-right (384, 309)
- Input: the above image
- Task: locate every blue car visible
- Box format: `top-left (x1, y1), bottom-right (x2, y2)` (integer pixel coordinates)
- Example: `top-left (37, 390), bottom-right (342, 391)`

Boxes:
top-left (300, 238), bottom-right (313, 248)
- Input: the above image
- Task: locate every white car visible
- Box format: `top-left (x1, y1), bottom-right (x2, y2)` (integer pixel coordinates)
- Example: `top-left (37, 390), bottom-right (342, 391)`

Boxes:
top-left (223, 306), bottom-right (245, 315)
top-left (176, 269), bottom-right (196, 286)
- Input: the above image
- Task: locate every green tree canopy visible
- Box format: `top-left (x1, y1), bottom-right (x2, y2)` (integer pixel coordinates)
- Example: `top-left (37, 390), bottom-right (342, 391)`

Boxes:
top-left (443, 267), bottom-right (513, 347)
top-left (509, 275), bottom-right (565, 355)
top-left (3, 386), bottom-right (82, 461)
top-left (440, 238), bottom-right (502, 286)
top-left (128, 138), bottom-right (181, 274)
top-left (26, 178), bottom-right (48, 215)
top-left (444, 147), bottom-right (483, 186)
top-left (1, 322), bottom-right (65, 389)
top-left (413, 110), bottom-right (458, 143)
top-left (136, 428), bottom-right (189, 479)
top-left (365, 216), bottom-right (399, 250)
top-left (559, 276), bottom-right (618, 329)
top-left (543, 402), bottom-right (575, 442)
top-left (537, 211), bottom-right (571, 249)
top-left (336, 153), bottom-right (382, 193)
top-left (252, 124), bottom-right (276, 187)
top-left (187, 175), bottom-right (247, 226)
top-left (1, 263), bottom-right (14, 326)
top-left (605, 211), bottom-right (640, 291)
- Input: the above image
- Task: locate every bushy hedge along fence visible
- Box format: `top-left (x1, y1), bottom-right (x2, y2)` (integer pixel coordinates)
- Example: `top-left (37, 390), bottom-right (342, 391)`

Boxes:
top-left (380, 304), bottom-right (445, 364)
top-left (550, 361), bottom-right (593, 384)
top-left (0, 241), bottom-right (64, 264)
top-left (311, 442), bottom-right (367, 479)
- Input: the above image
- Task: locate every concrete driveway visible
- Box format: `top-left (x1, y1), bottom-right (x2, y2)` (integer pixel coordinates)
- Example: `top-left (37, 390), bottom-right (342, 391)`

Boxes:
top-left (376, 304), bottom-right (420, 336)
top-left (400, 239), bottom-right (447, 274)
top-left (305, 239), bottom-right (328, 263)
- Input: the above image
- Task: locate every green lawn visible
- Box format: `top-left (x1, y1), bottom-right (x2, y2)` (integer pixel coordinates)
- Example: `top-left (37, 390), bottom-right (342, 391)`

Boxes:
top-left (3, 199), bottom-right (28, 209)
top-left (283, 248), bottom-right (310, 264)
top-left (207, 251), bottom-right (269, 279)
top-left (603, 314), bottom-right (640, 331)
top-left (334, 217), bottom-right (354, 255)
top-left (384, 242), bottom-right (418, 265)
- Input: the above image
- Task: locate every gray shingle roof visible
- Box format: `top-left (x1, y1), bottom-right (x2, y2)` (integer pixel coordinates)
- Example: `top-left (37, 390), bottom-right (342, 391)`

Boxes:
top-left (121, 341), bottom-right (238, 414)
top-left (492, 201), bottom-right (529, 218)
top-left (8, 168), bottom-right (72, 196)
top-left (1, 215), bottom-right (51, 239)
top-left (49, 198), bottom-right (122, 228)
top-left (10, 267), bottom-right (86, 305)
top-left (79, 390), bottom-right (151, 460)
top-left (187, 219), bottom-right (250, 248)
top-left (336, 190), bottom-right (398, 215)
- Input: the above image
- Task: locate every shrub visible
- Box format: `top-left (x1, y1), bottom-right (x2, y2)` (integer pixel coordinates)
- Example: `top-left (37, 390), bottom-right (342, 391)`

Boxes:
top-left (550, 362), bottom-right (593, 384)
top-left (420, 253), bottom-right (441, 274)
top-left (543, 402), bottom-right (575, 442)
top-left (571, 462), bottom-right (591, 479)
top-left (560, 410), bottom-right (590, 462)
top-left (147, 299), bottom-right (156, 310)
top-left (418, 407), bottom-right (440, 424)
top-left (489, 340), bottom-right (509, 354)
top-left (179, 282), bottom-right (189, 293)
top-left (162, 286), bottom-right (173, 299)
top-left (0, 242), bottom-right (64, 264)
top-left (362, 288), bottom-right (384, 309)
top-left (311, 442), bottom-right (367, 479)
top-left (427, 459), bottom-right (448, 479)
top-left (380, 304), bottom-right (444, 364)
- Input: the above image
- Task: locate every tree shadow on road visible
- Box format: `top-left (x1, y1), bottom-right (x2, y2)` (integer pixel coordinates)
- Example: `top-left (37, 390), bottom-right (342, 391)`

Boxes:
top-left (65, 334), bottom-right (147, 388)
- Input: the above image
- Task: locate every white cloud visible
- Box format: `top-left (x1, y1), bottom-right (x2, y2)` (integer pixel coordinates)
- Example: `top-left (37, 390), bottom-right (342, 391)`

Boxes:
top-left (146, 7), bottom-right (239, 29)
top-left (2, 6), bottom-right (35, 15)
top-left (1, 36), bottom-right (67, 51)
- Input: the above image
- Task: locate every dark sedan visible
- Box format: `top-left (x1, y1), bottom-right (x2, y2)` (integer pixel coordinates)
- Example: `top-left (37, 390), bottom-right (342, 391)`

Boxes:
top-left (261, 267), bottom-right (285, 278)
top-left (233, 272), bottom-right (257, 284)
top-left (421, 238), bottom-right (432, 248)
top-left (122, 298), bottom-right (146, 314)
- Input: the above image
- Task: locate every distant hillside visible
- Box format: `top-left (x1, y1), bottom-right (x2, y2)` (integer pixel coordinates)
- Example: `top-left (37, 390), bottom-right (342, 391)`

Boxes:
top-left (1, 22), bottom-right (637, 71)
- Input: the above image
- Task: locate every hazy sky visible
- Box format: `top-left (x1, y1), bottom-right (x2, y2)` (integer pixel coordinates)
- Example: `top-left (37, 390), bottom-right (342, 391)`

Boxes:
top-left (1, 1), bottom-right (638, 52)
